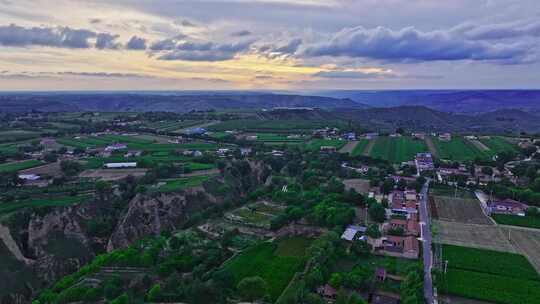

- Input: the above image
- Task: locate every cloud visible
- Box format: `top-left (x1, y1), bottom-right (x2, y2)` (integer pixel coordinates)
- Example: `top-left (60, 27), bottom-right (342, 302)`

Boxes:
top-left (89, 18), bottom-right (102, 24)
top-left (95, 33), bottom-right (120, 49)
top-left (126, 35), bottom-right (147, 50)
top-left (0, 23), bottom-right (109, 49)
top-left (304, 25), bottom-right (532, 63)
top-left (454, 21), bottom-right (540, 40)
top-left (231, 30), bottom-right (252, 37)
top-left (158, 40), bottom-right (254, 61)
top-left (313, 69), bottom-right (442, 80)
top-left (55, 71), bottom-right (152, 78)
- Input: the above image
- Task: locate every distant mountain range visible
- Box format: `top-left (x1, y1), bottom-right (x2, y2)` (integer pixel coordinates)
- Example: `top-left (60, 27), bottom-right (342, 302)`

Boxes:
top-left (314, 90), bottom-right (540, 114)
top-left (0, 93), bottom-right (366, 113)
top-left (1, 90), bottom-right (540, 132)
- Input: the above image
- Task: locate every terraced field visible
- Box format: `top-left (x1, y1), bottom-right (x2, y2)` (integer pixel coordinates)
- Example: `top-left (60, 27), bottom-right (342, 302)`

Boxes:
top-left (208, 119), bottom-right (345, 133)
top-left (368, 136), bottom-right (427, 163)
top-left (305, 139), bottom-right (346, 151)
top-left (0, 160), bottom-right (43, 173)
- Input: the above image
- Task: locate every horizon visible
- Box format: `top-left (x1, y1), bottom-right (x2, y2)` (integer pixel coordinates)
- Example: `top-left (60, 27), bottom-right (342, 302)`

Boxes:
top-left (1, 0), bottom-right (540, 90)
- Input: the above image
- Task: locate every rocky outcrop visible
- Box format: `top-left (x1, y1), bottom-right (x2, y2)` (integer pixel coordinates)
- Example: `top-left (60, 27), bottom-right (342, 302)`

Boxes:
top-left (107, 188), bottom-right (216, 251)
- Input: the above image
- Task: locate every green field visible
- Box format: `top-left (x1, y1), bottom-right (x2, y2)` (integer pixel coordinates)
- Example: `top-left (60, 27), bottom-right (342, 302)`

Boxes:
top-left (431, 137), bottom-right (489, 161)
top-left (254, 133), bottom-right (306, 144)
top-left (440, 244), bottom-right (540, 304)
top-left (158, 175), bottom-right (213, 192)
top-left (369, 136), bottom-right (427, 163)
top-left (306, 139), bottom-right (346, 151)
top-left (0, 130), bottom-right (41, 143)
top-left (492, 214), bottom-right (540, 229)
top-left (0, 195), bottom-right (91, 214)
top-left (0, 160), bottom-right (43, 173)
top-left (221, 239), bottom-right (310, 301)
top-left (350, 139), bottom-right (370, 156)
top-left (208, 119), bottom-right (345, 133)
top-left (480, 137), bottom-right (518, 154)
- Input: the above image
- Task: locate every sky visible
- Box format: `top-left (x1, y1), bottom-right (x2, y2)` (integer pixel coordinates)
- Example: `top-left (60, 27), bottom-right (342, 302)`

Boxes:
top-left (0, 0), bottom-right (539, 91)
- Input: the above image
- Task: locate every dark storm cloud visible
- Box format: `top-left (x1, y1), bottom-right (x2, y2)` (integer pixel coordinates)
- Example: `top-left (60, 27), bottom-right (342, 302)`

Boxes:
top-left (126, 35), bottom-right (147, 50)
top-left (304, 25), bottom-right (531, 63)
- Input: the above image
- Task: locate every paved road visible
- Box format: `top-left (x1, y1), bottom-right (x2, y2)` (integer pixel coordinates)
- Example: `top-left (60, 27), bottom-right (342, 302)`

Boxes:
top-left (419, 181), bottom-right (434, 304)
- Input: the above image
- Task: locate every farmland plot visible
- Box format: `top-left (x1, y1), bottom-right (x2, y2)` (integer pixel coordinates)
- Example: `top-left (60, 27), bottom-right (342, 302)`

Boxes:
top-left (369, 136), bottom-right (427, 163)
top-left (480, 136), bottom-right (518, 154)
top-left (431, 137), bottom-right (488, 161)
top-left (432, 196), bottom-right (492, 225)
top-left (434, 220), bottom-right (516, 253)
top-left (507, 228), bottom-right (540, 273)
top-left (0, 160), bottom-right (43, 173)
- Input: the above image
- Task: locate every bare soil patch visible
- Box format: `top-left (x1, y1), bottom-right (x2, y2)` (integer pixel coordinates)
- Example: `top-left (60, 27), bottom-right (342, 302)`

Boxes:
top-left (79, 168), bottom-right (148, 181)
top-left (339, 141), bottom-right (358, 154)
top-left (363, 139), bottom-right (375, 156)
top-left (435, 220), bottom-right (516, 253)
top-left (469, 139), bottom-right (490, 152)
top-left (425, 137), bottom-right (438, 157)
top-left (19, 162), bottom-right (62, 177)
top-left (433, 196), bottom-right (492, 225)
top-left (343, 178), bottom-right (371, 193)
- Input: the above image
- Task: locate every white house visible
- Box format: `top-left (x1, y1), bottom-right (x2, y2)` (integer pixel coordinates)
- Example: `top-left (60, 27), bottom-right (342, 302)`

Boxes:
top-left (104, 162), bottom-right (137, 169)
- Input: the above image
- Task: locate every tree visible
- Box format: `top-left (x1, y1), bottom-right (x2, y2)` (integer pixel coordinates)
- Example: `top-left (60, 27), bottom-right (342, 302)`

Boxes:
top-left (380, 178), bottom-right (395, 195)
top-left (366, 224), bottom-right (381, 238)
top-left (368, 203), bottom-right (386, 223)
top-left (43, 152), bottom-right (58, 163)
top-left (146, 284), bottom-right (162, 302)
top-left (60, 160), bottom-right (83, 176)
top-left (110, 293), bottom-right (129, 304)
top-left (237, 276), bottom-right (268, 302)
top-left (328, 273), bottom-right (343, 289)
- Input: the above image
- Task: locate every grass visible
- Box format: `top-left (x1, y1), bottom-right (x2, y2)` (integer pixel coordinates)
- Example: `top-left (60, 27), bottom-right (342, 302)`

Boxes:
top-left (492, 214), bottom-right (540, 229)
top-left (442, 269), bottom-right (540, 304)
top-left (431, 136), bottom-right (489, 161)
top-left (0, 160), bottom-right (43, 173)
top-left (274, 237), bottom-right (312, 257)
top-left (0, 195), bottom-right (91, 214)
top-left (306, 139), bottom-right (345, 151)
top-left (442, 244), bottom-right (539, 280)
top-left (221, 240), bottom-right (309, 301)
top-left (480, 136), bottom-right (518, 154)
top-left (440, 244), bottom-right (540, 304)
top-left (254, 133), bottom-right (306, 143)
top-left (158, 175), bottom-right (213, 192)
top-left (350, 139), bottom-right (370, 156)
top-left (369, 136), bottom-right (427, 163)
top-left (0, 130), bottom-right (41, 143)
top-left (208, 119), bottom-right (345, 133)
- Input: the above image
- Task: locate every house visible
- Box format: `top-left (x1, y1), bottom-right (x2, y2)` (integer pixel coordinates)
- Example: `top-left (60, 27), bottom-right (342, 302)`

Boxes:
top-left (105, 143), bottom-right (127, 151)
top-left (104, 162), bottom-right (137, 169)
top-left (320, 146), bottom-right (337, 153)
top-left (18, 174), bottom-right (40, 181)
top-left (415, 153), bottom-right (434, 172)
top-left (183, 127), bottom-right (206, 135)
top-left (245, 135), bottom-right (258, 141)
top-left (317, 284), bottom-right (337, 300)
top-left (343, 132), bottom-right (356, 141)
top-left (217, 148), bottom-right (230, 157)
top-left (412, 132), bottom-right (426, 140)
top-left (375, 267), bottom-right (387, 281)
top-left (382, 235), bottom-right (419, 259)
top-left (240, 147), bottom-right (252, 156)
top-left (271, 150), bottom-right (284, 157)
top-left (487, 199), bottom-right (528, 215)
top-left (124, 150), bottom-right (142, 158)
top-left (341, 225), bottom-right (367, 241)
top-left (364, 132), bottom-right (379, 140)
top-left (439, 133), bottom-right (452, 141)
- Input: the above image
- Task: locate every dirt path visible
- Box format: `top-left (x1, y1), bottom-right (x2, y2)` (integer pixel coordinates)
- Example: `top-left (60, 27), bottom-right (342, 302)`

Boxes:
top-left (339, 141), bottom-right (358, 154)
top-left (363, 139), bottom-right (375, 156)
top-left (425, 137), bottom-right (438, 157)
top-left (0, 224), bottom-right (32, 265)
top-left (180, 169), bottom-right (220, 177)
top-left (469, 139), bottom-right (490, 152)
